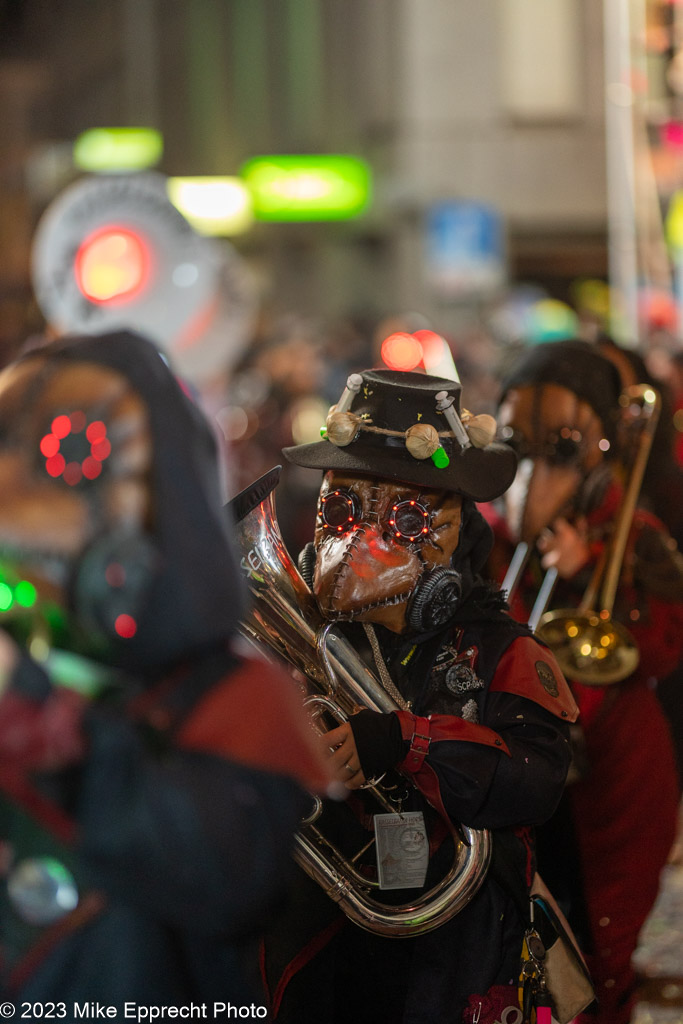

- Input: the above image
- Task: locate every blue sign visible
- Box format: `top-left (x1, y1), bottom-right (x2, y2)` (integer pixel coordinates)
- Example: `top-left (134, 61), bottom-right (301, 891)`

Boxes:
top-left (425, 201), bottom-right (505, 296)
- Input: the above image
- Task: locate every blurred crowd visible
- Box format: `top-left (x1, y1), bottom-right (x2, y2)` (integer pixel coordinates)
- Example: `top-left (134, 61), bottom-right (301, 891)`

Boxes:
top-left (210, 286), bottom-right (683, 563)
top-left (1, 268), bottom-right (683, 1024)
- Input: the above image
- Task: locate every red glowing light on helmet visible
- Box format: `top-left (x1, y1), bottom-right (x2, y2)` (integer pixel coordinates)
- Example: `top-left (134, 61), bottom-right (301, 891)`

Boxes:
top-left (74, 226), bottom-right (151, 305)
top-left (380, 333), bottom-right (424, 372)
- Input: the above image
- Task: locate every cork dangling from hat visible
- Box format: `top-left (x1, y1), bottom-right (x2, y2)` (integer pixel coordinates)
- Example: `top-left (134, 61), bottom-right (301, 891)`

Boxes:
top-left (283, 369), bottom-right (517, 502)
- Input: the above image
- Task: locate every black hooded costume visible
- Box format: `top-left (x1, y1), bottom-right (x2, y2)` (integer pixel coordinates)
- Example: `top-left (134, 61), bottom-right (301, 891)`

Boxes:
top-left (0, 332), bottom-right (329, 1018)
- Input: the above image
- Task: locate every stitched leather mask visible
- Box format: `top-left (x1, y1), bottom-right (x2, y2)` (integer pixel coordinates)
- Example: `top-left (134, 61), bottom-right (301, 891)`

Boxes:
top-left (313, 471), bottom-right (462, 634)
top-left (497, 383), bottom-right (609, 544)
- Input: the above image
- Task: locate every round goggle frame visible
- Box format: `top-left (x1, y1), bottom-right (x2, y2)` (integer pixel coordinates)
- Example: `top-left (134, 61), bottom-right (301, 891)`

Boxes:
top-left (319, 489), bottom-right (361, 533)
top-left (319, 490), bottom-right (431, 543)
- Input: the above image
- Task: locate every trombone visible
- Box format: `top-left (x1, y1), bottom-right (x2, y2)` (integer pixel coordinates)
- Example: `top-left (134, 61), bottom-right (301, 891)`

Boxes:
top-left (501, 543), bottom-right (558, 633)
top-left (505, 385), bottom-right (661, 686)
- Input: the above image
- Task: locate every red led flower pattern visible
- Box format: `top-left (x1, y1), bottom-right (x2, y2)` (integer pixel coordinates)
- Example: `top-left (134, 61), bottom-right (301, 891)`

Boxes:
top-left (40, 412), bottom-right (112, 485)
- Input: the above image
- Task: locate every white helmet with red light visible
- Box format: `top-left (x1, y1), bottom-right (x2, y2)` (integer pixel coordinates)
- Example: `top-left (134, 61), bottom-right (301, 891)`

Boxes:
top-left (31, 172), bottom-right (256, 391)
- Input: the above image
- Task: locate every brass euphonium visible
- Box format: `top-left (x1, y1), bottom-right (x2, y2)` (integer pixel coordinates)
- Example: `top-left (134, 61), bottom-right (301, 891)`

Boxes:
top-left (228, 466), bottom-right (491, 937)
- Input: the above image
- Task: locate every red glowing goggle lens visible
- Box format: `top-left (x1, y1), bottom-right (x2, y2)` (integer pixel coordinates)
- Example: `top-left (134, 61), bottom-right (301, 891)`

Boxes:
top-left (319, 490), bottom-right (361, 533)
top-left (320, 491), bottom-right (430, 542)
top-left (387, 499), bottom-right (430, 542)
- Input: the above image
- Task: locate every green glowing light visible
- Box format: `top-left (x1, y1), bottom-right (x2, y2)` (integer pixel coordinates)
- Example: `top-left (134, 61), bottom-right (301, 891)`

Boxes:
top-left (240, 154), bottom-right (372, 221)
top-left (73, 128), bottom-right (163, 173)
top-left (15, 580), bottom-right (37, 608)
top-left (0, 582), bottom-right (14, 611)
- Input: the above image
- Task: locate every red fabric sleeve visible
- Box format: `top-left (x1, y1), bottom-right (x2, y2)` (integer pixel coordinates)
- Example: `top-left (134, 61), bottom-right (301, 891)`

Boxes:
top-left (489, 636), bottom-right (579, 722)
top-left (177, 656), bottom-right (335, 795)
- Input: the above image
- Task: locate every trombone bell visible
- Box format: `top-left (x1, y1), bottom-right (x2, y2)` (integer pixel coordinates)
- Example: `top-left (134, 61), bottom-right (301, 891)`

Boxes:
top-left (531, 384), bottom-right (659, 687)
top-left (535, 609), bottom-right (639, 686)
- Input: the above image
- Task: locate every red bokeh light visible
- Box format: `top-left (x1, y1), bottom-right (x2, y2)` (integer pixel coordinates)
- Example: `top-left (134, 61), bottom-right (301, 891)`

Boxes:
top-left (45, 453), bottom-right (66, 477)
top-left (74, 226), bottom-right (150, 305)
top-left (105, 562), bottom-right (126, 588)
top-left (91, 438), bottom-right (112, 461)
top-left (82, 457), bottom-right (102, 480)
top-left (40, 434), bottom-right (60, 458)
top-left (380, 332), bottom-right (424, 371)
top-left (115, 613), bottom-right (137, 639)
top-left (51, 415), bottom-right (72, 439)
top-left (413, 329), bottom-right (446, 365)
top-left (41, 415), bottom-right (111, 481)
top-left (86, 421), bottom-right (107, 443)
top-left (63, 462), bottom-right (83, 487)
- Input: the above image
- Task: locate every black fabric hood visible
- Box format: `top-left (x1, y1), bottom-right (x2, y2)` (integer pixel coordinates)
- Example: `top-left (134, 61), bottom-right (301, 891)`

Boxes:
top-left (499, 339), bottom-right (622, 448)
top-left (445, 497), bottom-right (507, 628)
top-left (18, 330), bottom-right (244, 674)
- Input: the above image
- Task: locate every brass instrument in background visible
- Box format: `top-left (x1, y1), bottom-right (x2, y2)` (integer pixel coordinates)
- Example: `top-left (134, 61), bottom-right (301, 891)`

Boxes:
top-left (228, 466), bottom-right (491, 937)
top-left (507, 385), bottom-right (660, 686)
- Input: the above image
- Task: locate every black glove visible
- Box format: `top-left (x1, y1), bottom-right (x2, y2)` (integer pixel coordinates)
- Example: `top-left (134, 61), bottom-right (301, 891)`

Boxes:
top-left (348, 709), bottom-right (405, 779)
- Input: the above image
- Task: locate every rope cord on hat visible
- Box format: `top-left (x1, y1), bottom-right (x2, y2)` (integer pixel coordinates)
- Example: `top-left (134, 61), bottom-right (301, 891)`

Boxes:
top-left (358, 423), bottom-right (455, 439)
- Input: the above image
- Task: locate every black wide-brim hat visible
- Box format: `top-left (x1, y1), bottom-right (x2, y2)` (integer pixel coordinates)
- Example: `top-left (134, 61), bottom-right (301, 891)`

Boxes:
top-left (283, 369), bottom-right (517, 502)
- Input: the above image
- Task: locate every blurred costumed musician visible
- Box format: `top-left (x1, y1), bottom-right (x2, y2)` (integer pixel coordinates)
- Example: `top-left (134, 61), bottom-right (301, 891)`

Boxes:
top-left (261, 369), bottom-right (580, 1024)
top-left (595, 334), bottom-right (683, 551)
top-left (486, 339), bottom-right (683, 1024)
top-left (0, 331), bottom-right (332, 1013)
top-left (595, 334), bottom-right (683, 783)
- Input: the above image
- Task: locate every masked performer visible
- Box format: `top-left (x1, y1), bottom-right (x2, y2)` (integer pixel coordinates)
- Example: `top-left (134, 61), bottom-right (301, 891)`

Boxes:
top-left (489, 339), bottom-right (683, 1024)
top-left (259, 369), bottom-right (581, 1024)
top-left (0, 331), bottom-right (332, 1015)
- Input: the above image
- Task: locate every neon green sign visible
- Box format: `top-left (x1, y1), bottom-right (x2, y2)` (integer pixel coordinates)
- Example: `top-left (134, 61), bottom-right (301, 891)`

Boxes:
top-left (240, 155), bottom-right (371, 221)
top-left (73, 128), bottom-right (164, 173)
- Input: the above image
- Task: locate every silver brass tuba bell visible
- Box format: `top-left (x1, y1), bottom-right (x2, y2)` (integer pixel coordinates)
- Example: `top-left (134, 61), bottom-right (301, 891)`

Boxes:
top-left (228, 466), bottom-right (491, 937)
